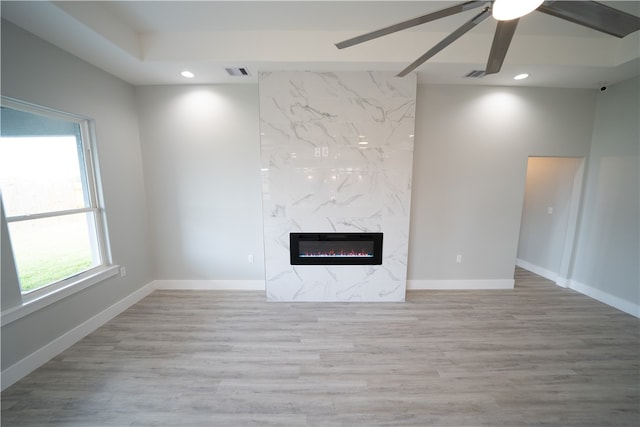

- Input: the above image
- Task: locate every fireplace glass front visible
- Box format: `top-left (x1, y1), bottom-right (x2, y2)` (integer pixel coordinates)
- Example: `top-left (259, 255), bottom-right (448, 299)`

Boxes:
top-left (290, 232), bottom-right (383, 265)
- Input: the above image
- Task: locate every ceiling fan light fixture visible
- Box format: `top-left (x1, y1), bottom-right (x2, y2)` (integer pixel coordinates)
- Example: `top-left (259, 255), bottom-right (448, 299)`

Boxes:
top-left (335, 0), bottom-right (639, 79)
top-left (492, 0), bottom-right (544, 21)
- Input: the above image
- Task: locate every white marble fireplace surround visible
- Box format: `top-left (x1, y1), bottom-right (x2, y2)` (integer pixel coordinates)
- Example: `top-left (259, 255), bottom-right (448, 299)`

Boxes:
top-left (259, 71), bottom-right (417, 301)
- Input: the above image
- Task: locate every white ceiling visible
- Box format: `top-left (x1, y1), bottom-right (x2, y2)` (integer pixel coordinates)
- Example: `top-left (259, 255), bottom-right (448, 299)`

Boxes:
top-left (2, 1), bottom-right (639, 88)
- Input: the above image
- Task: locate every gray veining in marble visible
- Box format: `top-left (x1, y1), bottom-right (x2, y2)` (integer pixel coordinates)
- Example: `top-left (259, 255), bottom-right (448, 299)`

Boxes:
top-left (259, 71), bottom-right (417, 301)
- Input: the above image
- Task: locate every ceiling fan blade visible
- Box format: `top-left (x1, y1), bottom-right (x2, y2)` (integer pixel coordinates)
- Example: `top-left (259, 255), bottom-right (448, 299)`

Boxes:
top-left (537, 1), bottom-right (640, 38)
top-left (485, 19), bottom-right (519, 75)
top-left (397, 7), bottom-right (491, 77)
top-left (335, 1), bottom-right (485, 49)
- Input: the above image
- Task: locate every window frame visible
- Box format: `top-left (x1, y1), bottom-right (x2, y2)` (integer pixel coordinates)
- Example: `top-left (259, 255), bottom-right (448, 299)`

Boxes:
top-left (1, 97), bottom-right (116, 322)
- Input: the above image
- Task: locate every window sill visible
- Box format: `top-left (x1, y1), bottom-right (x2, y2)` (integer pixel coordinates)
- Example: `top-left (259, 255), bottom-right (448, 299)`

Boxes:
top-left (1, 265), bottom-right (119, 326)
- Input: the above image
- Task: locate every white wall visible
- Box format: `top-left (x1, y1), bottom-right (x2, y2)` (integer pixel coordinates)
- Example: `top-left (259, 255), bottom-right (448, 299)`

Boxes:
top-left (1, 21), bottom-right (153, 370)
top-left (136, 85), bottom-right (265, 282)
top-left (571, 76), bottom-right (639, 311)
top-left (408, 85), bottom-right (596, 284)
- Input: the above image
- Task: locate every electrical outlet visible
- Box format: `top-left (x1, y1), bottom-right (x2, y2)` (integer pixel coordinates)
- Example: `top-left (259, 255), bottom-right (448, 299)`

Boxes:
top-left (322, 146), bottom-right (329, 157)
top-left (248, 254), bottom-right (254, 264)
top-left (119, 266), bottom-right (127, 277)
top-left (456, 254), bottom-right (462, 263)
top-left (314, 147), bottom-right (321, 157)
top-left (547, 207), bottom-right (554, 214)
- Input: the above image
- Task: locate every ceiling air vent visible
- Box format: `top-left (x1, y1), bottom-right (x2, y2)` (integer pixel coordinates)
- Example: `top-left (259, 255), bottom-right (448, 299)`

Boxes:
top-left (464, 70), bottom-right (486, 78)
top-left (225, 67), bottom-right (251, 76)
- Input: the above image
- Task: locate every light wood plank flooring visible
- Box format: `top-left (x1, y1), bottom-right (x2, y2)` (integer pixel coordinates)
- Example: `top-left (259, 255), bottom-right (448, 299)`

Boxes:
top-left (2, 268), bottom-right (639, 426)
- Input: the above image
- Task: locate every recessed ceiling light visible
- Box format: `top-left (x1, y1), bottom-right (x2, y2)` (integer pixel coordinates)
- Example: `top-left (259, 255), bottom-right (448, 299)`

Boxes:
top-left (181, 71), bottom-right (195, 78)
top-left (514, 73), bottom-right (529, 80)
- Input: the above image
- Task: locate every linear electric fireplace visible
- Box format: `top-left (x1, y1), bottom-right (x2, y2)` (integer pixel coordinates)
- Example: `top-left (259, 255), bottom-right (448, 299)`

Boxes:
top-left (290, 232), bottom-right (383, 265)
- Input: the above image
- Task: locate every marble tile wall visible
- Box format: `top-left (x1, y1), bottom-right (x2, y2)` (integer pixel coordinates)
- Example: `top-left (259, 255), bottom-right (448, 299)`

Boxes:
top-left (259, 71), bottom-right (416, 301)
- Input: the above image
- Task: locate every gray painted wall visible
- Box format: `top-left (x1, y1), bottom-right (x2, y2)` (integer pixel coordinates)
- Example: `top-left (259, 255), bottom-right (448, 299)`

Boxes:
top-left (1, 21), bottom-right (153, 370)
top-left (408, 85), bottom-right (596, 280)
top-left (136, 85), bottom-right (264, 280)
top-left (571, 77), bottom-right (640, 304)
top-left (136, 84), bottom-right (600, 287)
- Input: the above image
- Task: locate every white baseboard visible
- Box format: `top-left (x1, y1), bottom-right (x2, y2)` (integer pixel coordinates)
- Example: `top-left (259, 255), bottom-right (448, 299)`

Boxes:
top-left (568, 279), bottom-right (640, 318)
top-left (1, 281), bottom-right (156, 391)
top-left (555, 276), bottom-right (569, 288)
top-left (516, 259), bottom-right (638, 318)
top-left (515, 258), bottom-right (568, 287)
top-left (153, 279), bottom-right (265, 291)
top-left (407, 279), bottom-right (514, 290)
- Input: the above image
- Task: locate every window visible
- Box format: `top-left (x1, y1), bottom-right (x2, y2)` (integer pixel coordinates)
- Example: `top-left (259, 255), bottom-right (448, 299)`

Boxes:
top-left (0, 98), bottom-right (109, 299)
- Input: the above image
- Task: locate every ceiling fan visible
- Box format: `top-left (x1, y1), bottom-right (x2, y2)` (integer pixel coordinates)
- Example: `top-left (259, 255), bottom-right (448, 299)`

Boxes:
top-left (335, 0), bottom-right (640, 77)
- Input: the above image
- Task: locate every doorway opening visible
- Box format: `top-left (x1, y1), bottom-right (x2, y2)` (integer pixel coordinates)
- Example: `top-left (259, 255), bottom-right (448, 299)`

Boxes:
top-left (516, 156), bottom-right (585, 287)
